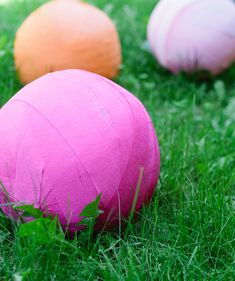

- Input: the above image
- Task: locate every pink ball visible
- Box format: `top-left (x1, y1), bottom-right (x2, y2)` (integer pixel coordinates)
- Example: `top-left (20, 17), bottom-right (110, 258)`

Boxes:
top-left (0, 70), bottom-right (160, 231)
top-left (148, 0), bottom-right (235, 74)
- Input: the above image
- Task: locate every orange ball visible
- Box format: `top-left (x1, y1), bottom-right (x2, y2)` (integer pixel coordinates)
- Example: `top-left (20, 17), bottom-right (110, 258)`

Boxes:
top-left (14, 0), bottom-right (122, 84)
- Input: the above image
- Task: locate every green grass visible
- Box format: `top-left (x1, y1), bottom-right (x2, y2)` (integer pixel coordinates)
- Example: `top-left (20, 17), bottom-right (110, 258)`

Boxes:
top-left (1, 0), bottom-right (235, 280)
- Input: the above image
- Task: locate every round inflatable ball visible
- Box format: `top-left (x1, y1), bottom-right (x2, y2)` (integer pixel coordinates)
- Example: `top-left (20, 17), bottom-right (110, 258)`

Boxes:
top-left (0, 70), bottom-right (160, 231)
top-left (14, 0), bottom-right (122, 84)
top-left (148, 0), bottom-right (235, 75)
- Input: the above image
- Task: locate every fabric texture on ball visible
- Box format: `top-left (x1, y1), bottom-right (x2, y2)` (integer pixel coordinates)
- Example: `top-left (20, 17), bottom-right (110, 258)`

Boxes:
top-left (0, 70), bottom-right (160, 231)
top-left (148, 0), bottom-right (235, 74)
top-left (14, 0), bottom-right (121, 84)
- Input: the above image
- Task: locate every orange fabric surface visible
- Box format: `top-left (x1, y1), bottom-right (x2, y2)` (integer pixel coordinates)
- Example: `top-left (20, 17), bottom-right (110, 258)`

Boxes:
top-left (14, 0), bottom-right (122, 84)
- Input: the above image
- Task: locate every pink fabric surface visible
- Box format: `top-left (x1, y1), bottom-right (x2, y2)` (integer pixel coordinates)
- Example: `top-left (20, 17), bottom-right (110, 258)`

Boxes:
top-left (0, 70), bottom-right (160, 231)
top-left (148, 0), bottom-right (235, 74)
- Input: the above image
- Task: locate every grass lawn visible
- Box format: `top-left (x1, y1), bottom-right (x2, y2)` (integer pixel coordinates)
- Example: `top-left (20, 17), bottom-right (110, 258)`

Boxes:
top-left (1, 0), bottom-right (235, 280)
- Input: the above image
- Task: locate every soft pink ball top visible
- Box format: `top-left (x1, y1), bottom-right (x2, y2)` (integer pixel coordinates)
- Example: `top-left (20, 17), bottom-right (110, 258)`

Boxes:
top-left (0, 70), bottom-right (160, 231)
top-left (148, 0), bottom-right (235, 74)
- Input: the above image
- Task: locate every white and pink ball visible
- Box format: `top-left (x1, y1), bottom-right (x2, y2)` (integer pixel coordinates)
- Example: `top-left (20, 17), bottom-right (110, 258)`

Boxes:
top-left (148, 0), bottom-right (235, 74)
